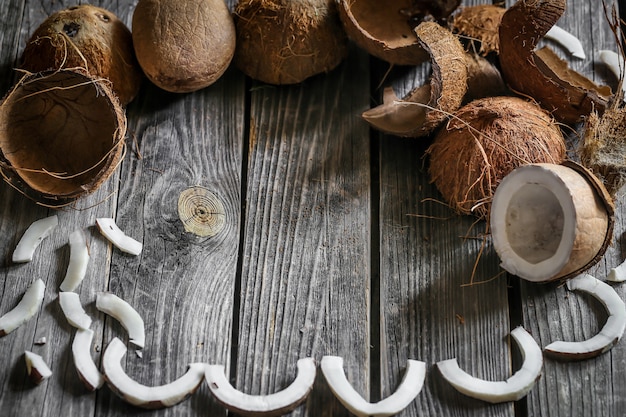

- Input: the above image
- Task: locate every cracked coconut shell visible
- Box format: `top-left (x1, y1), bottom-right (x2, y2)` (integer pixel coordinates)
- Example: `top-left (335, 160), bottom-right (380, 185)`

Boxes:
top-left (498, 0), bottom-right (611, 124)
top-left (0, 69), bottom-right (126, 206)
top-left (20, 5), bottom-right (143, 106)
top-left (234, 0), bottom-right (347, 85)
top-left (337, 0), bottom-right (461, 65)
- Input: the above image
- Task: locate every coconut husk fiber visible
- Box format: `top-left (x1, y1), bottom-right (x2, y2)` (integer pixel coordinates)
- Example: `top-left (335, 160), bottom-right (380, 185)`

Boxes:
top-left (0, 69), bottom-right (126, 206)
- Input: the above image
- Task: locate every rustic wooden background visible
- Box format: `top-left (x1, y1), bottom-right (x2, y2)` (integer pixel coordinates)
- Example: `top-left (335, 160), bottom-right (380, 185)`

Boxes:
top-left (1, 0), bottom-right (625, 416)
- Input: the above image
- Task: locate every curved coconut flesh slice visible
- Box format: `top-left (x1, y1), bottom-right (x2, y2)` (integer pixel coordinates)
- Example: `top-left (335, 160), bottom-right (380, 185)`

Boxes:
top-left (320, 356), bottom-right (425, 417)
top-left (73, 328), bottom-right (105, 390)
top-left (25, 350), bottom-right (53, 385)
top-left (608, 258), bottom-right (626, 282)
top-left (102, 337), bottom-right (205, 409)
top-left (205, 358), bottom-right (316, 416)
top-left (96, 292), bottom-right (145, 349)
top-left (498, 0), bottom-right (610, 124)
top-left (0, 278), bottom-right (45, 337)
top-left (490, 162), bottom-right (614, 282)
top-left (96, 218), bottom-right (142, 256)
top-left (12, 215), bottom-right (58, 263)
top-left (59, 229), bottom-right (90, 292)
top-left (362, 21), bottom-right (467, 137)
top-left (598, 50), bottom-right (626, 101)
top-left (544, 274), bottom-right (626, 360)
top-left (58, 291), bottom-right (92, 330)
top-left (437, 326), bottom-right (542, 403)
top-left (544, 26), bottom-right (585, 59)
top-left (0, 69), bottom-right (126, 206)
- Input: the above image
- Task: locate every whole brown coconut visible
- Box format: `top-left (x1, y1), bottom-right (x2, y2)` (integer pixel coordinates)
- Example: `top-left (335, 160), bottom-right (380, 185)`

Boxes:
top-left (234, 0), bottom-right (348, 85)
top-left (132, 0), bottom-right (236, 93)
top-left (337, 0), bottom-right (461, 65)
top-left (20, 5), bottom-right (143, 106)
top-left (0, 70), bottom-right (126, 206)
top-left (450, 4), bottom-right (505, 56)
top-left (427, 96), bottom-right (566, 219)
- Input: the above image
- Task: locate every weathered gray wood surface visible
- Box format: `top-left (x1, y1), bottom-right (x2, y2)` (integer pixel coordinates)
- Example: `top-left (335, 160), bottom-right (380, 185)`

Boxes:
top-left (0, 1), bottom-right (625, 417)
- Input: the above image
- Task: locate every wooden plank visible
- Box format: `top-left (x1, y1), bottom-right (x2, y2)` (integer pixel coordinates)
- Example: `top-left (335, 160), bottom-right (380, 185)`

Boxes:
top-left (234, 42), bottom-right (372, 415)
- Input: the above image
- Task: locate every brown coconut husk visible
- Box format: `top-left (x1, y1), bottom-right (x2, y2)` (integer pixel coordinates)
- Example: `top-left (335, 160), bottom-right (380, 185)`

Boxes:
top-left (450, 4), bottom-right (505, 56)
top-left (463, 52), bottom-right (508, 102)
top-left (362, 21), bottom-right (467, 137)
top-left (427, 96), bottom-right (566, 219)
top-left (234, 0), bottom-right (347, 85)
top-left (0, 69), bottom-right (126, 206)
top-left (20, 5), bottom-right (143, 106)
top-left (498, 0), bottom-right (611, 124)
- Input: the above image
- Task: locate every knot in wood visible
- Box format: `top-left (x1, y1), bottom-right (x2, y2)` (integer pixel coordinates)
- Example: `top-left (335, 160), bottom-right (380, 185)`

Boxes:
top-left (177, 186), bottom-right (225, 237)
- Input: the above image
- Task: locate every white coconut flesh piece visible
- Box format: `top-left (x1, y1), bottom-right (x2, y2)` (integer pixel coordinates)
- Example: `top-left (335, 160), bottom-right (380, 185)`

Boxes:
top-left (0, 278), bottom-right (45, 337)
top-left (72, 328), bottom-right (105, 390)
top-left (205, 358), bottom-right (316, 416)
top-left (608, 258), bottom-right (626, 282)
top-left (12, 215), bottom-right (58, 263)
top-left (25, 350), bottom-right (52, 384)
top-left (102, 337), bottom-right (206, 409)
top-left (58, 291), bottom-right (92, 330)
top-left (544, 25), bottom-right (585, 59)
top-left (96, 218), bottom-right (142, 256)
top-left (490, 163), bottom-right (611, 282)
top-left (598, 50), bottom-right (626, 100)
top-left (544, 274), bottom-right (626, 359)
top-left (59, 229), bottom-right (90, 292)
top-left (320, 356), bottom-right (426, 417)
top-left (96, 292), bottom-right (145, 349)
top-left (437, 326), bottom-right (542, 403)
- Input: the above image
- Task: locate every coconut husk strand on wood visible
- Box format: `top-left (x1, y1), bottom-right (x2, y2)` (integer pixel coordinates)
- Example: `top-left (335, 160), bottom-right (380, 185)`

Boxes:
top-left (234, 0), bottom-right (348, 85)
top-left (427, 96), bottom-right (566, 219)
top-left (362, 21), bottom-right (467, 137)
top-left (498, 0), bottom-right (611, 124)
top-left (0, 69), bottom-right (126, 207)
top-left (20, 5), bottom-right (143, 106)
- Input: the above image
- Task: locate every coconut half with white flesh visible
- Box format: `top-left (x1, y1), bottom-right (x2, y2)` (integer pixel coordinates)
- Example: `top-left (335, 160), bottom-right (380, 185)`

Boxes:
top-left (320, 356), bottom-right (425, 417)
top-left (58, 292), bottom-right (92, 330)
top-left (0, 278), bottom-right (45, 337)
top-left (490, 162), bottom-right (614, 282)
top-left (12, 215), bottom-right (58, 263)
top-left (205, 358), bottom-right (316, 416)
top-left (96, 292), bottom-right (145, 349)
top-left (437, 326), bottom-right (542, 403)
top-left (73, 328), bottom-right (105, 390)
top-left (59, 229), bottom-right (90, 292)
top-left (96, 218), bottom-right (142, 256)
top-left (102, 337), bottom-right (205, 409)
top-left (25, 350), bottom-right (52, 384)
top-left (544, 274), bottom-right (626, 360)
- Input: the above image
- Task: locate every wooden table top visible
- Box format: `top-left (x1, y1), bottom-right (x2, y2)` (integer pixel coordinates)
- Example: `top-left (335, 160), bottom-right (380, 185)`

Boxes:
top-left (1, 0), bottom-right (625, 416)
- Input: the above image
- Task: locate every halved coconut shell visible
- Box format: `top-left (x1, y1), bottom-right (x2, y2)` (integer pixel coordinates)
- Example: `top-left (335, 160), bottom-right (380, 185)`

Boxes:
top-left (0, 69), bottom-right (126, 206)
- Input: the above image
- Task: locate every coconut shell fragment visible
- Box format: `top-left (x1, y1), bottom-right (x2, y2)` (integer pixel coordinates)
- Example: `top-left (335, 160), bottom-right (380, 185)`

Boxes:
top-left (498, 0), bottom-right (611, 124)
top-left (0, 69), bottom-right (126, 206)
top-left (450, 4), bottom-right (505, 56)
top-left (362, 21), bottom-right (467, 137)
top-left (20, 5), bottom-right (143, 106)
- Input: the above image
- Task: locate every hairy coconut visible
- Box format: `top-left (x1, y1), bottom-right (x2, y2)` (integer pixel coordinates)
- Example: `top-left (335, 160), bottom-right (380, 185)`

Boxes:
top-left (362, 21), bottom-right (467, 137)
top-left (450, 4), bottom-right (505, 56)
top-left (427, 96), bottom-right (566, 219)
top-left (463, 53), bottom-right (508, 102)
top-left (132, 0), bottom-right (236, 93)
top-left (234, 0), bottom-right (347, 85)
top-left (337, 0), bottom-right (461, 65)
top-left (0, 69), bottom-right (126, 206)
top-left (20, 5), bottom-right (142, 106)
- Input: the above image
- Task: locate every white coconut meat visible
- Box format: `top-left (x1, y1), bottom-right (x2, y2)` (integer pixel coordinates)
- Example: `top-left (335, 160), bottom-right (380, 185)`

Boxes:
top-left (320, 356), bottom-right (425, 417)
top-left (59, 229), bottom-right (90, 292)
top-left (598, 50), bottom-right (626, 100)
top-left (0, 278), bottom-right (45, 336)
top-left (25, 350), bottom-right (52, 384)
top-left (607, 259), bottom-right (626, 282)
top-left (205, 358), bottom-right (316, 416)
top-left (544, 25), bottom-right (585, 59)
top-left (490, 163), bottom-right (610, 282)
top-left (96, 292), bottom-right (145, 349)
top-left (72, 328), bottom-right (104, 390)
top-left (58, 292), bottom-right (92, 330)
top-left (12, 215), bottom-right (58, 263)
top-left (437, 326), bottom-right (543, 403)
top-left (102, 337), bottom-right (206, 409)
top-left (544, 274), bottom-right (626, 359)
top-left (96, 218), bottom-right (142, 256)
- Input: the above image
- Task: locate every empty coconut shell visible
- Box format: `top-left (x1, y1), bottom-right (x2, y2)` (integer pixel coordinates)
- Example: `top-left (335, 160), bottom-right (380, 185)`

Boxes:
top-left (20, 5), bottom-right (143, 106)
top-left (0, 69), bottom-right (126, 206)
